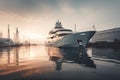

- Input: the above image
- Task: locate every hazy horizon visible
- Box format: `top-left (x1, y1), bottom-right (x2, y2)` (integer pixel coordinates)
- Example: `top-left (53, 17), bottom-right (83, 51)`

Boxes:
top-left (0, 0), bottom-right (120, 43)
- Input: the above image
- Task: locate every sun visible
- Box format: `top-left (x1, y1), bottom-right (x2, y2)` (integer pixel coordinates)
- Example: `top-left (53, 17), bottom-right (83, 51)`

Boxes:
top-left (26, 33), bottom-right (46, 43)
top-left (29, 33), bottom-right (40, 39)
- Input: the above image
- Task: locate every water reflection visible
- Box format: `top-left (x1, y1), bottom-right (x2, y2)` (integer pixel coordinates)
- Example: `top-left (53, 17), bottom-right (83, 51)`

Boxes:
top-left (92, 47), bottom-right (120, 61)
top-left (47, 47), bottom-right (96, 71)
top-left (0, 46), bottom-right (33, 67)
top-left (14, 47), bottom-right (19, 65)
top-left (0, 46), bottom-right (120, 80)
top-left (0, 47), bottom-right (20, 66)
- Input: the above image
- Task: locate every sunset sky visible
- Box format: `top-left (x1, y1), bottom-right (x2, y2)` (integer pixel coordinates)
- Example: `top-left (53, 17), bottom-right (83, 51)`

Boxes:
top-left (0, 0), bottom-right (120, 43)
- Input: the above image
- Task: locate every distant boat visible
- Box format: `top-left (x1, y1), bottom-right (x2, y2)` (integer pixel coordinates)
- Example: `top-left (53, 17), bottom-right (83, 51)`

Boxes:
top-left (45, 21), bottom-right (96, 47)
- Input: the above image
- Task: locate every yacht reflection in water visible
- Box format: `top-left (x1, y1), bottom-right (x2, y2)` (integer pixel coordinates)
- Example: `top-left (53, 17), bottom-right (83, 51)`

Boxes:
top-left (47, 47), bottom-right (96, 71)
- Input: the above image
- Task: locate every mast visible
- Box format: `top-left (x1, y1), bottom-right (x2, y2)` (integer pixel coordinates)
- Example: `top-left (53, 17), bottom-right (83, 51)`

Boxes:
top-left (74, 24), bottom-right (76, 32)
top-left (8, 24), bottom-right (10, 39)
top-left (16, 27), bottom-right (19, 43)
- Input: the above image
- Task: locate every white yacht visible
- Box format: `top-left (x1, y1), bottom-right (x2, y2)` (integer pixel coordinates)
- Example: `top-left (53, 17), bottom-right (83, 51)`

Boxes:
top-left (45, 21), bottom-right (96, 47)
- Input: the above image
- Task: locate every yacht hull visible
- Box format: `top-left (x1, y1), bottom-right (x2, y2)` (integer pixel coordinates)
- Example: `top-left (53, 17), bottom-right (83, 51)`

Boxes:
top-left (46, 31), bottom-right (96, 47)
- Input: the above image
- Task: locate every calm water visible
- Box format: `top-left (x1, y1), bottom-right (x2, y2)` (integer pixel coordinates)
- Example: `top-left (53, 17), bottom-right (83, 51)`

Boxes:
top-left (0, 45), bottom-right (120, 80)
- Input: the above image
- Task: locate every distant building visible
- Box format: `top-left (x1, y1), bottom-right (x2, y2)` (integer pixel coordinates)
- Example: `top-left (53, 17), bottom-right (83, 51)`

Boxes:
top-left (0, 25), bottom-right (15, 46)
top-left (0, 33), bottom-right (2, 38)
top-left (0, 38), bottom-right (15, 46)
top-left (91, 28), bottom-right (120, 43)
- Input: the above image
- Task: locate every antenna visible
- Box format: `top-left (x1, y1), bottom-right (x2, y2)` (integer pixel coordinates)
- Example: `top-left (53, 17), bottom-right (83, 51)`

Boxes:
top-left (92, 25), bottom-right (96, 31)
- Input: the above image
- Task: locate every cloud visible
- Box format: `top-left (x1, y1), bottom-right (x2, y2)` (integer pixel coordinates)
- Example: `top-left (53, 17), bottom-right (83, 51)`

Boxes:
top-left (0, 0), bottom-right (120, 35)
top-left (0, 0), bottom-right (120, 43)
top-left (0, 0), bottom-right (60, 15)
